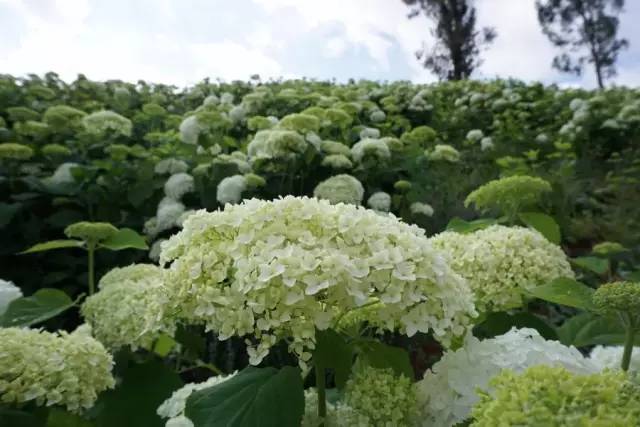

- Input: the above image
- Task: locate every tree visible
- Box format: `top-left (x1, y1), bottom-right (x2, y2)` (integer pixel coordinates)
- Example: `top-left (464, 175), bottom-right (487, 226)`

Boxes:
top-left (536, 0), bottom-right (629, 89)
top-left (403, 0), bottom-right (496, 81)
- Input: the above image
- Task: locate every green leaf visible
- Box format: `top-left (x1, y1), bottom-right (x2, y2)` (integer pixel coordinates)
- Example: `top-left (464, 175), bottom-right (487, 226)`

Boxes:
top-left (99, 228), bottom-right (148, 251)
top-left (313, 329), bottom-right (354, 389)
top-left (92, 360), bottom-right (182, 427)
top-left (0, 202), bottom-right (21, 228)
top-left (46, 409), bottom-right (93, 427)
top-left (528, 277), bottom-right (595, 311)
top-left (0, 406), bottom-right (49, 427)
top-left (571, 256), bottom-right (609, 275)
top-left (474, 312), bottom-right (558, 340)
top-left (518, 212), bottom-right (561, 244)
top-left (556, 312), bottom-right (631, 347)
top-left (445, 217), bottom-right (496, 234)
top-left (20, 239), bottom-right (84, 254)
top-left (0, 289), bottom-right (76, 327)
top-left (127, 182), bottom-right (154, 207)
top-left (152, 334), bottom-right (176, 358)
top-left (185, 366), bottom-right (304, 427)
top-left (357, 341), bottom-right (413, 380)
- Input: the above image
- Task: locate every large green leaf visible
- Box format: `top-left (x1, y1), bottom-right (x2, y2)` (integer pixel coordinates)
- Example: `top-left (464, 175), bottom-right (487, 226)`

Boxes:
top-left (528, 278), bottom-right (596, 311)
top-left (92, 360), bottom-right (182, 427)
top-left (571, 256), bottom-right (609, 275)
top-left (127, 182), bottom-right (155, 207)
top-left (556, 312), bottom-right (630, 347)
top-left (474, 312), bottom-right (558, 340)
top-left (0, 289), bottom-right (77, 327)
top-left (356, 341), bottom-right (413, 380)
top-left (0, 406), bottom-right (48, 427)
top-left (0, 202), bottom-right (21, 228)
top-left (46, 409), bottom-right (93, 427)
top-left (20, 239), bottom-right (84, 254)
top-left (313, 329), bottom-right (354, 389)
top-left (445, 217), bottom-right (496, 234)
top-left (185, 366), bottom-right (304, 427)
top-left (99, 228), bottom-right (148, 251)
top-left (518, 212), bottom-right (561, 244)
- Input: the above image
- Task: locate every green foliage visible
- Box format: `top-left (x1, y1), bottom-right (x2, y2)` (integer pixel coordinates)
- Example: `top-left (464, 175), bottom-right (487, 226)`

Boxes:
top-left (0, 288), bottom-right (77, 327)
top-left (528, 277), bottom-right (596, 311)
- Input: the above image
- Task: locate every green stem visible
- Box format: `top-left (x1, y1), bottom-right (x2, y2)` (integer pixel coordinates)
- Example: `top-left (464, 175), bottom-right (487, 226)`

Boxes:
top-left (621, 326), bottom-right (636, 371)
top-left (87, 242), bottom-right (96, 295)
top-left (315, 363), bottom-right (327, 424)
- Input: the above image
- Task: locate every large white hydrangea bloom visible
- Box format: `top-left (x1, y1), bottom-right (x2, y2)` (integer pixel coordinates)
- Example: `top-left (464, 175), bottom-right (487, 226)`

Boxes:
top-left (590, 346), bottom-right (640, 372)
top-left (415, 327), bottom-right (599, 427)
top-left (429, 225), bottom-right (574, 313)
top-left (0, 327), bottom-right (115, 413)
top-left (216, 174), bottom-right (247, 205)
top-left (82, 110), bottom-right (132, 137)
top-left (367, 191), bottom-right (391, 212)
top-left (247, 129), bottom-right (307, 162)
top-left (179, 115), bottom-right (202, 145)
top-left (164, 173), bottom-right (195, 200)
top-left (0, 278), bottom-right (22, 315)
top-left (313, 174), bottom-right (364, 205)
top-left (351, 138), bottom-right (391, 163)
top-left (160, 197), bottom-right (476, 367)
top-left (155, 158), bottom-right (189, 175)
top-left (81, 264), bottom-right (175, 350)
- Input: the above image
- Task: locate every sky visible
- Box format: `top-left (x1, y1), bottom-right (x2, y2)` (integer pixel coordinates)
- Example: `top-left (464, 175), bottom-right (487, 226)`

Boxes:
top-left (1, 0), bottom-right (639, 88)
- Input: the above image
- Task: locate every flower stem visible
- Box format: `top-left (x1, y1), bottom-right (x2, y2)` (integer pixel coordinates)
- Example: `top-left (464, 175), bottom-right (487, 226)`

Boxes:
top-left (315, 363), bottom-right (327, 424)
top-left (87, 242), bottom-right (96, 295)
top-left (621, 326), bottom-right (636, 371)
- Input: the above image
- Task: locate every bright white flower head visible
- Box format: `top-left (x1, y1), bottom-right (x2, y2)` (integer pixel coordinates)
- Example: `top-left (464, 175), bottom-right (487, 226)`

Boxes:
top-left (410, 202), bottom-right (434, 217)
top-left (164, 173), bottom-right (195, 200)
top-left (313, 174), bottom-right (364, 205)
top-left (49, 162), bottom-right (79, 186)
top-left (81, 264), bottom-right (175, 350)
top-left (0, 279), bottom-right (22, 315)
top-left (466, 129), bottom-right (484, 142)
top-left (82, 110), bottom-right (132, 137)
top-left (351, 138), bottom-right (391, 163)
top-left (203, 94), bottom-right (219, 106)
top-left (217, 174), bottom-right (247, 205)
top-left (430, 225), bottom-right (574, 313)
top-left (428, 145), bottom-right (460, 163)
top-left (157, 197), bottom-right (186, 233)
top-left (359, 127), bottom-right (380, 139)
top-left (179, 115), bottom-right (202, 145)
top-left (480, 137), bottom-right (494, 151)
top-left (160, 197), bottom-right (476, 367)
top-left (369, 110), bottom-right (386, 123)
top-left (367, 192), bottom-right (391, 212)
top-left (228, 105), bottom-right (246, 123)
top-left (590, 346), bottom-right (640, 372)
top-left (155, 159), bottom-right (189, 175)
top-left (149, 239), bottom-right (166, 262)
top-left (415, 327), bottom-right (599, 427)
top-left (0, 327), bottom-right (115, 413)
top-left (247, 129), bottom-right (308, 162)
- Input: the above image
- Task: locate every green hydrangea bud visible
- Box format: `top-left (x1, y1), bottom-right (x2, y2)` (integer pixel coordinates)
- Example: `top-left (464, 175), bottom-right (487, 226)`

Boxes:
top-left (42, 143), bottom-right (72, 158)
top-left (592, 281), bottom-right (640, 316)
top-left (64, 221), bottom-right (118, 243)
top-left (0, 143), bottom-right (34, 160)
top-left (592, 241), bottom-right (627, 256)
top-left (313, 174), bottom-right (364, 205)
top-left (244, 173), bottom-right (266, 188)
top-left (471, 365), bottom-right (640, 426)
top-left (394, 180), bottom-right (412, 192)
top-left (465, 175), bottom-right (552, 216)
top-left (104, 144), bottom-right (130, 160)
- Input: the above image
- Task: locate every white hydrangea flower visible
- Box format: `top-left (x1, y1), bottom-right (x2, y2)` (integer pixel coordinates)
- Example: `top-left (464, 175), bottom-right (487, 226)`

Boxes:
top-left (155, 158), bottom-right (189, 175)
top-left (49, 162), bottom-right (79, 186)
top-left (359, 127), bottom-right (380, 140)
top-left (158, 373), bottom-right (237, 425)
top-left (157, 197), bottom-right (186, 233)
top-left (535, 133), bottom-right (549, 144)
top-left (177, 210), bottom-right (196, 227)
top-left (220, 92), bottom-right (234, 104)
top-left (369, 110), bottom-right (386, 123)
top-left (322, 154), bottom-right (353, 170)
top-left (159, 197), bottom-right (477, 367)
top-left (149, 239), bottom-right (166, 262)
top-left (313, 174), bottom-right (364, 205)
top-left (367, 192), bottom-right (391, 212)
top-left (247, 129), bottom-right (307, 162)
top-left (590, 346), bottom-right (640, 372)
top-left (0, 278), bottom-right (22, 315)
top-left (203, 94), bottom-right (219, 106)
top-left (164, 173), bottom-right (195, 200)
top-left (415, 327), bottom-right (599, 427)
top-left (228, 105), bottom-right (246, 123)
top-left (430, 225), bottom-right (574, 313)
top-left (466, 129), bottom-right (484, 142)
top-left (217, 175), bottom-right (247, 205)
top-left (601, 118), bottom-right (622, 130)
top-left (351, 138), bottom-right (391, 163)
top-left (179, 116), bottom-right (202, 145)
top-left (81, 264), bottom-right (175, 350)
top-left (480, 137), bottom-right (493, 151)
top-left (410, 202), bottom-right (434, 217)
top-left (569, 98), bottom-right (586, 111)
top-left (428, 145), bottom-right (460, 163)
top-left (82, 110), bottom-right (132, 137)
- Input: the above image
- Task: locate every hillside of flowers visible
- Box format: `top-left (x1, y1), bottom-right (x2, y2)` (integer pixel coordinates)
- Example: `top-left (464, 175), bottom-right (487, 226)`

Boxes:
top-left (1, 72), bottom-right (640, 427)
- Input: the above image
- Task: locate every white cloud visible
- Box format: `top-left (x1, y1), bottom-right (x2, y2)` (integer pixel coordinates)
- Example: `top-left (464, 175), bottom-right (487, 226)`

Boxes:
top-left (324, 37), bottom-right (348, 58)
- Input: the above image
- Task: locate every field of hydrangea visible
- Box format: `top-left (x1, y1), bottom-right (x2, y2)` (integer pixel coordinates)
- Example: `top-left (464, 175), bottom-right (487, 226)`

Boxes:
top-left (1, 73), bottom-right (639, 426)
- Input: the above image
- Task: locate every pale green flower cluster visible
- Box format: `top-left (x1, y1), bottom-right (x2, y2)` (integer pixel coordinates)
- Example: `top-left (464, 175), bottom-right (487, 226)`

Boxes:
top-left (247, 129), bottom-right (308, 161)
top-left (0, 327), bottom-right (115, 413)
top-left (82, 110), bottom-right (132, 137)
top-left (410, 202), bottom-right (434, 217)
top-left (427, 145), bottom-right (460, 163)
top-left (464, 175), bottom-right (552, 216)
top-left (313, 174), bottom-right (364, 205)
top-left (302, 389), bottom-right (369, 427)
top-left (345, 366), bottom-right (417, 426)
top-left (367, 192), bottom-right (391, 212)
top-left (155, 158), bottom-right (189, 175)
top-left (0, 278), bottom-right (22, 315)
top-left (416, 328), bottom-right (598, 427)
top-left (160, 197), bottom-right (476, 366)
top-left (430, 225), bottom-right (574, 313)
top-left (322, 154), bottom-right (353, 170)
top-left (470, 366), bottom-right (640, 426)
top-left (64, 221), bottom-right (118, 243)
top-left (81, 264), bottom-right (175, 350)
top-left (592, 281), bottom-right (640, 315)
top-left (164, 173), bottom-right (195, 200)
top-left (0, 142), bottom-right (34, 160)
top-left (217, 174), bottom-right (247, 205)
top-left (351, 138), bottom-right (391, 163)
top-left (592, 241), bottom-right (627, 256)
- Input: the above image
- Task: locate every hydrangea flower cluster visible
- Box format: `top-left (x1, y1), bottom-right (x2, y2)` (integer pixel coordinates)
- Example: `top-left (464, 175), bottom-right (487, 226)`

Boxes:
top-left (159, 197), bottom-right (476, 366)
top-left (464, 175), bottom-right (552, 216)
top-left (247, 129), bottom-right (308, 162)
top-left (351, 138), bottom-right (391, 164)
top-left (471, 365), bottom-right (640, 426)
top-left (313, 174), bottom-right (364, 205)
top-left (64, 221), bottom-right (118, 243)
top-left (0, 327), bottom-right (115, 413)
top-left (410, 202), bottom-right (434, 217)
top-left (0, 278), bottom-right (22, 314)
top-left (48, 162), bottom-right (79, 186)
top-left (82, 110), bottom-right (132, 137)
top-left (590, 346), bottom-right (640, 372)
top-left (0, 142), bottom-right (34, 160)
top-left (164, 173), bottom-right (195, 200)
top-left (155, 158), bottom-right (189, 175)
top-left (429, 225), bottom-right (574, 313)
top-left (367, 191), bottom-right (391, 212)
top-left (427, 145), bottom-right (460, 163)
top-left (344, 366), bottom-right (417, 426)
top-left (81, 264), bottom-right (175, 350)
top-left (179, 115), bottom-right (202, 145)
top-left (415, 327), bottom-right (598, 427)
top-left (216, 174), bottom-right (247, 205)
